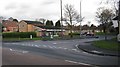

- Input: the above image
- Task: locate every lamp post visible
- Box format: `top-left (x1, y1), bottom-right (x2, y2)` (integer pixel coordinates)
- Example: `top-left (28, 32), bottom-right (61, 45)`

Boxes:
top-left (118, 0), bottom-right (120, 34)
top-left (60, 0), bottom-right (63, 37)
top-left (117, 0), bottom-right (120, 42)
top-left (79, 0), bottom-right (82, 37)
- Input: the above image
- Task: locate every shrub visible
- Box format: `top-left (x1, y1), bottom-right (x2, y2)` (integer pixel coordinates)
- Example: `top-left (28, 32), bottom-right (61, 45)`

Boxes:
top-left (3, 32), bottom-right (36, 38)
top-left (68, 33), bottom-right (80, 35)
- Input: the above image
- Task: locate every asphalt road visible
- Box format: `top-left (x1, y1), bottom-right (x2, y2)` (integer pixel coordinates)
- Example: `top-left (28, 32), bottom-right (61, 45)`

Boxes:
top-left (2, 36), bottom-right (119, 66)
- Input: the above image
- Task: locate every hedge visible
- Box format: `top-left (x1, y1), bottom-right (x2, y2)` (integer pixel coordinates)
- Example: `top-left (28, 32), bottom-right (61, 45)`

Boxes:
top-left (3, 32), bottom-right (36, 38)
top-left (68, 32), bottom-right (80, 35)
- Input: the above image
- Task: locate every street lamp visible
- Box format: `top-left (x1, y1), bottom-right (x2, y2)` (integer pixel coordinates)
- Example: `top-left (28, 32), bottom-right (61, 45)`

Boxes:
top-left (117, 0), bottom-right (120, 42)
top-left (60, 0), bottom-right (63, 37)
top-left (79, 0), bottom-right (82, 37)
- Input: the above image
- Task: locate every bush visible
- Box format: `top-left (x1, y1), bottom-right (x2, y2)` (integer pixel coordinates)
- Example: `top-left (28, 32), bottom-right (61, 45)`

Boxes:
top-left (95, 32), bottom-right (105, 35)
top-left (68, 33), bottom-right (80, 35)
top-left (3, 32), bottom-right (36, 38)
top-left (41, 37), bottom-right (53, 41)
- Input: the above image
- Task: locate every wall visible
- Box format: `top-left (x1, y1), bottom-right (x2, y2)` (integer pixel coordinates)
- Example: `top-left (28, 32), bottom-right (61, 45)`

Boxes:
top-left (19, 21), bottom-right (28, 32)
top-left (27, 24), bottom-right (34, 32)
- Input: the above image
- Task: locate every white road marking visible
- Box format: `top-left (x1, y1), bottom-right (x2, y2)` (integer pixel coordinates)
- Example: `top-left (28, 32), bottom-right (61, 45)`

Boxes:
top-left (35, 45), bottom-right (39, 47)
top-left (12, 43), bottom-right (17, 44)
top-left (75, 44), bottom-right (79, 49)
top-left (65, 60), bottom-right (91, 66)
top-left (53, 43), bottom-right (57, 44)
top-left (65, 60), bottom-right (77, 64)
top-left (58, 47), bottom-right (62, 49)
top-left (9, 48), bottom-right (29, 54)
top-left (72, 49), bottom-right (77, 51)
top-left (82, 52), bottom-right (89, 54)
top-left (21, 44), bottom-right (25, 46)
top-left (91, 50), bottom-right (102, 53)
top-left (75, 50), bottom-right (80, 52)
top-left (4, 43), bottom-right (19, 45)
top-left (52, 46), bottom-right (57, 48)
top-left (63, 48), bottom-right (68, 50)
top-left (77, 62), bottom-right (91, 66)
top-left (22, 51), bottom-right (29, 53)
top-left (82, 52), bottom-right (100, 56)
top-left (10, 48), bottom-right (13, 51)
top-left (31, 44), bottom-right (34, 46)
top-left (47, 46), bottom-right (53, 48)
top-left (43, 45), bottom-right (47, 47)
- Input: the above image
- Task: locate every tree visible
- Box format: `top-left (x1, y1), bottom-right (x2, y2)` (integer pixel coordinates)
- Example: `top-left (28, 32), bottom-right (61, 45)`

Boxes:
top-left (97, 24), bottom-right (104, 32)
top-left (55, 20), bottom-right (61, 27)
top-left (100, 0), bottom-right (119, 15)
top-left (90, 24), bottom-right (96, 33)
top-left (100, 0), bottom-right (119, 29)
top-left (96, 7), bottom-right (115, 40)
top-left (0, 22), bottom-right (4, 32)
top-left (64, 4), bottom-right (80, 38)
top-left (39, 18), bottom-right (46, 25)
top-left (45, 20), bottom-right (54, 27)
top-left (13, 19), bottom-right (18, 22)
top-left (0, 16), bottom-right (6, 22)
top-left (8, 17), bottom-right (13, 21)
top-left (82, 25), bottom-right (89, 30)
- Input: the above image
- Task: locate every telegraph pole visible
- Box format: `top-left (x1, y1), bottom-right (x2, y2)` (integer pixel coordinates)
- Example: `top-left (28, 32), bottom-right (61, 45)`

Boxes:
top-left (60, 0), bottom-right (63, 37)
top-left (117, 0), bottom-right (120, 42)
top-left (79, 0), bottom-right (82, 37)
top-left (118, 0), bottom-right (120, 34)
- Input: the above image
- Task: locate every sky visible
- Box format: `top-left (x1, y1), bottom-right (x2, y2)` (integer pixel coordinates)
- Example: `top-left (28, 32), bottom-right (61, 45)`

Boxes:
top-left (0, 0), bottom-right (118, 26)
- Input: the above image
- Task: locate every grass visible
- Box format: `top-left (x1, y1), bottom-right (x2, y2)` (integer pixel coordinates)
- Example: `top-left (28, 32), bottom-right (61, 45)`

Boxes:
top-left (92, 38), bottom-right (120, 51)
top-left (95, 32), bottom-right (117, 35)
top-left (95, 32), bottom-right (105, 35)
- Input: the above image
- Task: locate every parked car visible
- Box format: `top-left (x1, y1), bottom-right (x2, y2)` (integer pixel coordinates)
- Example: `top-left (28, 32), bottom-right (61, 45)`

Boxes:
top-left (81, 31), bottom-right (95, 36)
top-left (86, 32), bottom-right (94, 36)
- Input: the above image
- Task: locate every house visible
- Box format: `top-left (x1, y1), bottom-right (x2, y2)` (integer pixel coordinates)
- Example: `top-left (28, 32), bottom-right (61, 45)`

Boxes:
top-left (18, 20), bottom-right (67, 37)
top-left (2, 20), bottom-right (18, 32)
top-left (19, 20), bottom-right (44, 36)
top-left (38, 26), bottom-right (66, 37)
top-left (19, 20), bottom-right (44, 32)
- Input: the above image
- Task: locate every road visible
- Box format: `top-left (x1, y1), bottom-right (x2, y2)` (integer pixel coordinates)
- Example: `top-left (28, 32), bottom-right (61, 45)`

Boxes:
top-left (2, 36), bottom-right (118, 66)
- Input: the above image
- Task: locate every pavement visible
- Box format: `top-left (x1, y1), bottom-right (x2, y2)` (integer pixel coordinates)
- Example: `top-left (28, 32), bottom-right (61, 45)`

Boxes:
top-left (77, 42), bottom-right (120, 57)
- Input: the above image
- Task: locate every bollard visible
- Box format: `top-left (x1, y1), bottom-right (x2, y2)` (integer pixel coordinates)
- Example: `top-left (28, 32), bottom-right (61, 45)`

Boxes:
top-left (30, 35), bottom-right (32, 39)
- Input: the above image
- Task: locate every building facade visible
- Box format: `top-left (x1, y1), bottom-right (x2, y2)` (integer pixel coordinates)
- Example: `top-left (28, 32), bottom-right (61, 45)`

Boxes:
top-left (2, 20), bottom-right (18, 32)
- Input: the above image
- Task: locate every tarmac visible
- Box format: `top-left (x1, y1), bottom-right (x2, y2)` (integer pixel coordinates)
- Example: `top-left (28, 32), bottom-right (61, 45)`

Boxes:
top-left (77, 42), bottom-right (120, 57)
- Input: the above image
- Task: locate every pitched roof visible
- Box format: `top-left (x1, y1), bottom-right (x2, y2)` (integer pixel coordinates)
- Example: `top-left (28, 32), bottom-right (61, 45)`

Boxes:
top-left (37, 26), bottom-right (64, 29)
top-left (2, 20), bottom-right (18, 27)
top-left (23, 20), bottom-right (43, 24)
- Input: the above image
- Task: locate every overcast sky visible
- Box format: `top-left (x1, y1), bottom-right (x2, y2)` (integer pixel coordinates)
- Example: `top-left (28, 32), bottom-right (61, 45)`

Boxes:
top-left (0, 0), bottom-right (118, 26)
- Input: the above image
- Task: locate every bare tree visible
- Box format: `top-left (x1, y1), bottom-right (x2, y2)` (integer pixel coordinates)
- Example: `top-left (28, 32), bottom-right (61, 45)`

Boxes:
top-left (100, 0), bottom-right (119, 15)
top-left (0, 16), bottom-right (6, 22)
top-left (64, 4), bottom-right (80, 38)
top-left (96, 7), bottom-right (115, 40)
top-left (39, 18), bottom-right (46, 25)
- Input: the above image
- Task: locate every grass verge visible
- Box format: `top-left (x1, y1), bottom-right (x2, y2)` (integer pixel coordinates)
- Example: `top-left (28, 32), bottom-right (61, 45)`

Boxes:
top-left (92, 38), bottom-right (120, 51)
